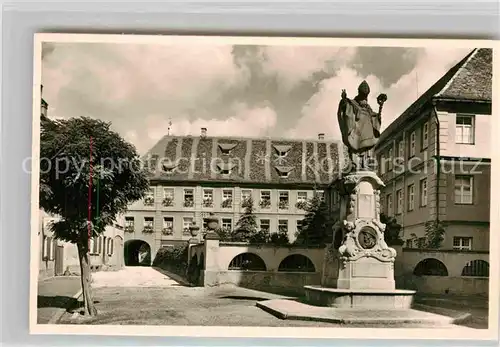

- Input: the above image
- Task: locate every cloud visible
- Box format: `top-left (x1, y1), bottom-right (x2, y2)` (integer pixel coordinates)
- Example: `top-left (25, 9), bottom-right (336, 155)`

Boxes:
top-left (132, 102), bottom-right (277, 154)
top-left (42, 41), bottom-right (472, 156)
top-left (286, 47), bottom-right (471, 140)
top-left (42, 42), bottom-right (253, 154)
top-left (261, 46), bottom-right (357, 90)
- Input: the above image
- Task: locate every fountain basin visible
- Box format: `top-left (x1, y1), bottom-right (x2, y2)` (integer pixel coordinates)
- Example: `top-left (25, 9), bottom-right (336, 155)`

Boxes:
top-left (304, 285), bottom-right (416, 309)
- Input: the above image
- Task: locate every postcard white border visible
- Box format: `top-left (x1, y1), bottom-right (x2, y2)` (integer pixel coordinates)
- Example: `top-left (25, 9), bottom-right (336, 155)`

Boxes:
top-left (30, 33), bottom-right (500, 341)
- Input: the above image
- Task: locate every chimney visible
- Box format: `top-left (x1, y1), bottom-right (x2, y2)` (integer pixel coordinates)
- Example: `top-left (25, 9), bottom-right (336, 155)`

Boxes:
top-left (318, 133), bottom-right (325, 140)
top-left (201, 127), bottom-right (207, 137)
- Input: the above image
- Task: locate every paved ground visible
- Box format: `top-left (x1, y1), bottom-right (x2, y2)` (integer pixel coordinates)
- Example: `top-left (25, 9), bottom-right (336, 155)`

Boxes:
top-left (37, 276), bottom-right (81, 324)
top-left (58, 267), bottom-right (489, 328)
top-left (91, 266), bottom-right (181, 288)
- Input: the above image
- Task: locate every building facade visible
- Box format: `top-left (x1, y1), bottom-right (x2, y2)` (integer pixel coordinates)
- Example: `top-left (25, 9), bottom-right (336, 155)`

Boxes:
top-left (124, 131), bottom-right (342, 264)
top-left (373, 48), bottom-right (492, 251)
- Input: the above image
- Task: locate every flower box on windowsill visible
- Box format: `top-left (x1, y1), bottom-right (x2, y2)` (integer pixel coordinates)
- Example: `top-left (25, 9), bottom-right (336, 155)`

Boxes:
top-left (142, 226), bottom-right (154, 234)
top-left (259, 199), bottom-right (271, 209)
top-left (161, 227), bottom-right (173, 236)
top-left (124, 226), bottom-right (135, 233)
top-left (295, 200), bottom-right (308, 210)
top-left (241, 198), bottom-right (252, 208)
top-left (184, 200), bottom-right (194, 208)
top-left (182, 228), bottom-right (191, 235)
top-left (162, 197), bottom-right (174, 207)
top-left (203, 199), bottom-right (214, 208)
top-left (278, 200), bottom-right (289, 210)
top-left (144, 197), bottom-right (155, 206)
top-left (221, 199), bottom-right (233, 209)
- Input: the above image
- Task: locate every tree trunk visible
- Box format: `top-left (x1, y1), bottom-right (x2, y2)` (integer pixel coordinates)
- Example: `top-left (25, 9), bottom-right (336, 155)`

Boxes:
top-left (77, 242), bottom-right (97, 316)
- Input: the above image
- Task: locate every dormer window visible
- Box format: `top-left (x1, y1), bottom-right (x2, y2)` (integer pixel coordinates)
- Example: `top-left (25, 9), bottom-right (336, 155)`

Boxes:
top-left (218, 143), bottom-right (237, 155)
top-left (217, 162), bottom-right (235, 176)
top-left (275, 166), bottom-right (294, 178)
top-left (162, 161), bottom-right (178, 174)
top-left (273, 144), bottom-right (291, 157)
top-left (149, 155), bottom-right (159, 171)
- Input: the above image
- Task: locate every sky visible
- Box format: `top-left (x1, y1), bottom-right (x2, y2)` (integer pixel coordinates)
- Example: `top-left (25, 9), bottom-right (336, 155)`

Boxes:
top-left (41, 41), bottom-right (471, 155)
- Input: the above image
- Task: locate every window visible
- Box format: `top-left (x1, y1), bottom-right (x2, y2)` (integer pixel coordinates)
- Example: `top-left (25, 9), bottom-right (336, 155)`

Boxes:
top-left (462, 260), bottom-right (489, 277)
top-left (420, 179), bottom-right (428, 206)
top-left (409, 131), bottom-right (416, 157)
top-left (316, 190), bottom-right (324, 201)
top-left (144, 188), bottom-right (155, 206)
top-left (222, 189), bottom-right (233, 208)
top-left (456, 115), bottom-right (474, 144)
top-left (260, 219), bottom-right (270, 232)
top-left (183, 217), bottom-right (193, 234)
top-left (162, 188), bottom-right (174, 207)
top-left (221, 218), bottom-right (232, 231)
top-left (42, 236), bottom-right (52, 260)
top-left (422, 122), bottom-right (429, 149)
top-left (184, 189), bottom-right (194, 207)
top-left (143, 217), bottom-right (154, 233)
top-left (296, 220), bottom-right (303, 233)
top-left (380, 154), bottom-right (386, 174)
top-left (387, 194), bottom-right (393, 215)
top-left (203, 189), bottom-right (213, 208)
top-left (296, 191), bottom-right (308, 209)
top-left (398, 140), bottom-right (404, 160)
top-left (88, 238), bottom-right (95, 254)
top-left (388, 147), bottom-right (393, 170)
top-left (241, 189), bottom-right (252, 203)
top-left (396, 189), bottom-right (403, 214)
top-left (297, 192), bottom-right (307, 203)
top-left (92, 237), bottom-right (99, 254)
top-left (278, 191), bottom-right (289, 209)
top-left (107, 238), bottom-right (114, 255)
top-left (407, 184), bottom-right (415, 211)
top-left (453, 237), bottom-right (472, 251)
top-left (455, 175), bottom-right (473, 204)
top-left (260, 190), bottom-right (271, 209)
top-left (163, 217), bottom-right (173, 235)
top-left (149, 155), bottom-right (159, 171)
top-left (278, 219), bottom-right (288, 233)
top-left (125, 217), bottom-right (134, 232)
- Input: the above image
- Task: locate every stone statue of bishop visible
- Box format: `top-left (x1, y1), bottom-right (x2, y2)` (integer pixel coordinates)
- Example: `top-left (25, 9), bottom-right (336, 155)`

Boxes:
top-left (337, 80), bottom-right (387, 171)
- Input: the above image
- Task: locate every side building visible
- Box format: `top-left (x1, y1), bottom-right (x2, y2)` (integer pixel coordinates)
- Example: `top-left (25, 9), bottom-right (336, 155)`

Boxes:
top-left (123, 130), bottom-right (342, 265)
top-left (373, 48), bottom-right (492, 251)
top-left (38, 85), bottom-right (125, 279)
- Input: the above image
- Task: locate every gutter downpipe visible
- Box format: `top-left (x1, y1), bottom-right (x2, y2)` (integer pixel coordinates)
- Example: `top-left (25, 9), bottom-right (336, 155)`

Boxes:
top-left (432, 99), bottom-right (440, 225)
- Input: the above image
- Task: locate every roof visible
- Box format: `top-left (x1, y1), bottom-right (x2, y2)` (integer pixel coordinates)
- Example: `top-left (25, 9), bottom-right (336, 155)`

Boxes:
top-left (143, 135), bottom-right (342, 186)
top-left (377, 48), bottom-right (492, 146)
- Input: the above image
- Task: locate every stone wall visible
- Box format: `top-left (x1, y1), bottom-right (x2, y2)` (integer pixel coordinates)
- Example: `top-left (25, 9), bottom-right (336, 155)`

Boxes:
top-left (188, 239), bottom-right (324, 295)
top-left (394, 247), bottom-right (489, 296)
top-left (185, 239), bottom-right (490, 296)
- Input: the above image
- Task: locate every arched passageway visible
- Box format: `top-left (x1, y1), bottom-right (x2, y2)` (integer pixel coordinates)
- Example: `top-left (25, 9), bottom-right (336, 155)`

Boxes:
top-left (124, 240), bottom-right (151, 266)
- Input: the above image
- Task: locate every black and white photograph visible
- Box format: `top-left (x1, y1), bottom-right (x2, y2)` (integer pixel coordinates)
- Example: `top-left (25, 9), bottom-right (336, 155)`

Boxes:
top-left (30, 34), bottom-right (498, 339)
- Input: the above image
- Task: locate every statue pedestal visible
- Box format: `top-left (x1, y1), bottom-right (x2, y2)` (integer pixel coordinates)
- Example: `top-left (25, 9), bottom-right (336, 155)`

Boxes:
top-left (305, 170), bottom-right (414, 309)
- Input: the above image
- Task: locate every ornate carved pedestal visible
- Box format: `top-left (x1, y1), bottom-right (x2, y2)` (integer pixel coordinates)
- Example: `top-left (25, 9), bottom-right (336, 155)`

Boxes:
top-left (304, 170), bottom-right (415, 309)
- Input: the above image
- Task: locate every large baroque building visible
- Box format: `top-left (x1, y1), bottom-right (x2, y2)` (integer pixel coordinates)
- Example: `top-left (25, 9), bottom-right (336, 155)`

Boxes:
top-left (124, 129), bottom-right (342, 263)
top-left (374, 48), bottom-right (492, 251)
